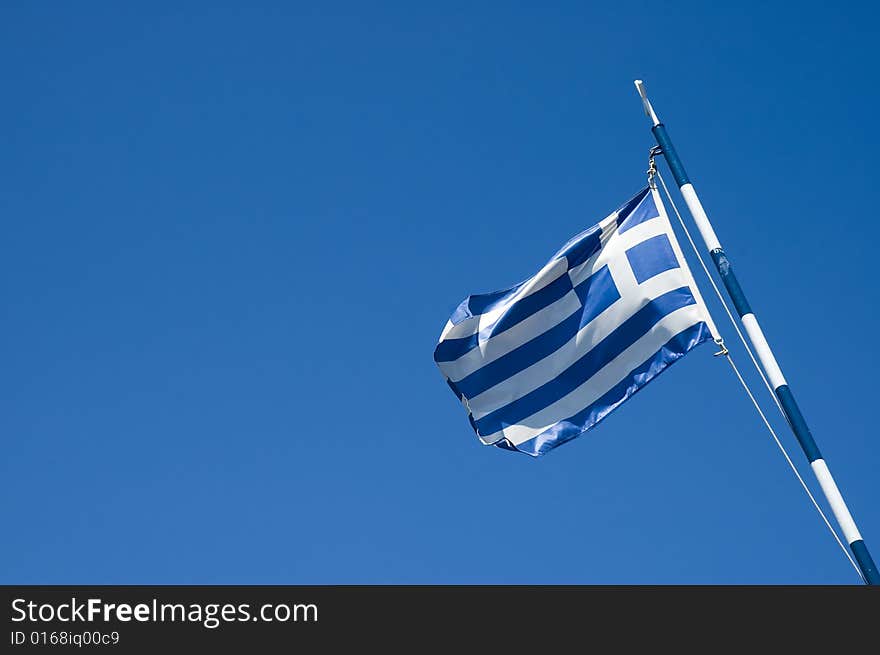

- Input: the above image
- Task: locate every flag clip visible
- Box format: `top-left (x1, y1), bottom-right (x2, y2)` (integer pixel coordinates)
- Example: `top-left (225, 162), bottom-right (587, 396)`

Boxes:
top-left (646, 146), bottom-right (663, 189)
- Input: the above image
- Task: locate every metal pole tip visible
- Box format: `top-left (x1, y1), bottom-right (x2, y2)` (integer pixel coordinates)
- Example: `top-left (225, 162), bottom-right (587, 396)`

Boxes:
top-left (633, 80), bottom-right (659, 126)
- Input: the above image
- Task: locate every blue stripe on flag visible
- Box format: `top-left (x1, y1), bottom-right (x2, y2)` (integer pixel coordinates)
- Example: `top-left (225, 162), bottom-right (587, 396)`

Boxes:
top-left (613, 188), bottom-right (650, 230)
top-left (556, 225), bottom-right (602, 270)
top-left (454, 311), bottom-right (581, 399)
top-left (617, 188), bottom-right (659, 233)
top-left (449, 279), bottom-right (529, 325)
top-left (473, 286), bottom-right (698, 436)
top-left (453, 266), bottom-right (619, 399)
top-left (445, 377), bottom-right (463, 401)
top-left (433, 271), bottom-right (574, 364)
top-left (510, 321), bottom-right (711, 456)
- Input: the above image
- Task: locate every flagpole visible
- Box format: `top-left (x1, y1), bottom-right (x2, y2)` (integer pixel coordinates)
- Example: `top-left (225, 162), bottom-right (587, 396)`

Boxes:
top-left (633, 80), bottom-right (878, 585)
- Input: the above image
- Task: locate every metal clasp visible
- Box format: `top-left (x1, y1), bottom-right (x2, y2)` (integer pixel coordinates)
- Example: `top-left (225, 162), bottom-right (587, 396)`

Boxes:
top-left (646, 145), bottom-right (663, 189)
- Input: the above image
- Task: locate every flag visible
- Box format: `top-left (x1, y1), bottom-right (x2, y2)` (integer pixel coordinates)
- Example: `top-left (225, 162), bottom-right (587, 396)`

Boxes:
top-left (434, 185), bottom-right (717, 456)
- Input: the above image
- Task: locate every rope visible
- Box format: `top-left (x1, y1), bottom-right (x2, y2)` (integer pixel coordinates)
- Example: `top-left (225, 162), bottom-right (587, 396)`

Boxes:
top-left (655, 167), bottom-right (864, 581)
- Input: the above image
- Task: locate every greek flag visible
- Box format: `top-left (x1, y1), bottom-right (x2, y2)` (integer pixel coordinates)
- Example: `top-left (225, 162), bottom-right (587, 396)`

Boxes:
top-left (434, 186), bottom-right (717, 456)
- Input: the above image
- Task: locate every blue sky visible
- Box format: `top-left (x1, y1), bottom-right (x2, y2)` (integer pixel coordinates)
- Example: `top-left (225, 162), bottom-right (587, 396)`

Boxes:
top-left (2, 1), bottom-right (877, 583)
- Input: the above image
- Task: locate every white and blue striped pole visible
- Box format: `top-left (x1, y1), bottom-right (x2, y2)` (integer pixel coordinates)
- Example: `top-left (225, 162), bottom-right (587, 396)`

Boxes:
top-left (634, 80), bottom-right (878, 584)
